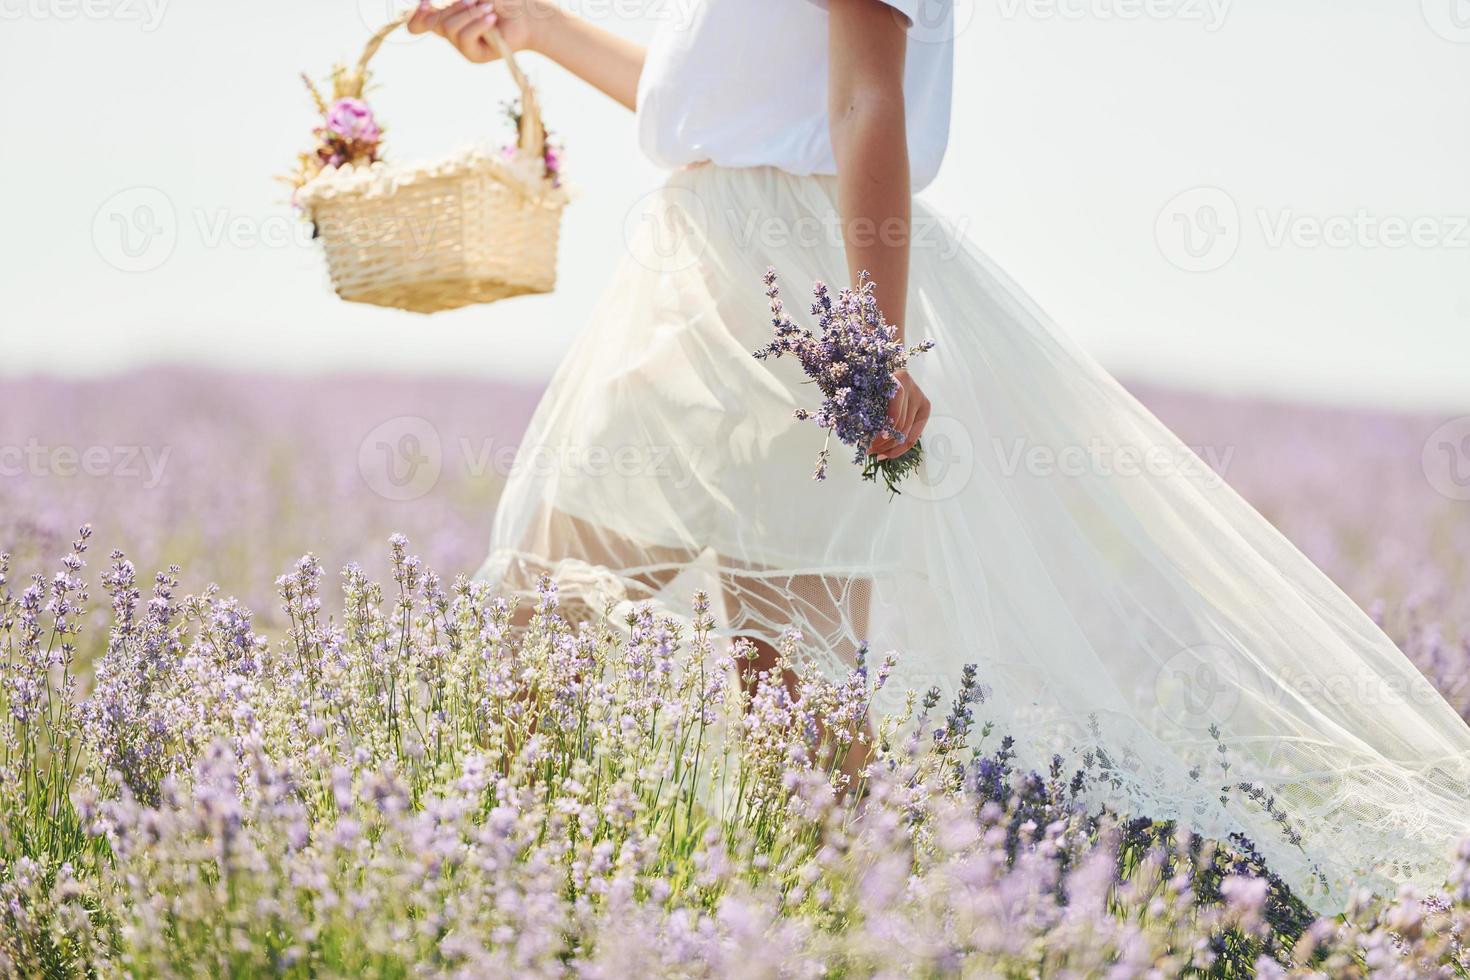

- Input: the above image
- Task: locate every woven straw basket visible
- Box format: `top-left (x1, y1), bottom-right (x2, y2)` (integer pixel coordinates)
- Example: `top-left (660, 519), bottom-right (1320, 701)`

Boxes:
top-left (297, 13), bottom-right (567, 314)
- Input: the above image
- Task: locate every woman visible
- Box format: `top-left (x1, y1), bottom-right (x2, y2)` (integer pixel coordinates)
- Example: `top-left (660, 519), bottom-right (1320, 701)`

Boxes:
top-left (410, 0), bottom-right (1470, 913)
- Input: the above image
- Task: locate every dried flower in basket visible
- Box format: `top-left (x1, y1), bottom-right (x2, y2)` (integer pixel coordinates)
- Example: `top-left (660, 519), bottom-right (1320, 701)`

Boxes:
top-left (754, 268), bottom-right (936, 497)
top-left (502, 99), bottom-right (562, 187)
top-left (288, 69), bottom-right (385, 202)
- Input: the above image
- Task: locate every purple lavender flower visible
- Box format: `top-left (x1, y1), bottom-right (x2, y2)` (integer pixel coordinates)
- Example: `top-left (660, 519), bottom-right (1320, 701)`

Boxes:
top-left (755, 268), bottom-right (935, 495)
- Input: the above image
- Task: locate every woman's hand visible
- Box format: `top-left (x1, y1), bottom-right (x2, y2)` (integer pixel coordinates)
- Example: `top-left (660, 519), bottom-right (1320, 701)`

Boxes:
top-left (406, 0), bottom-right (546, 62)
top-left (870, 369), bottom-right (930, 461)
top-left (406, 0), bottom-right (645, 111)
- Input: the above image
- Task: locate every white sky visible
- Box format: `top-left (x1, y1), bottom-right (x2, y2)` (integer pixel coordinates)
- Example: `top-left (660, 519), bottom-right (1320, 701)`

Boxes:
top-left (2, 0), bottom-right (1468, 411)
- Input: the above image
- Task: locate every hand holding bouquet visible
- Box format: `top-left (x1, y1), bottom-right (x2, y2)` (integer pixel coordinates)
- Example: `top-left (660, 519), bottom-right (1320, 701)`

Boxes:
top-left (755, 269), bottom-right (935, 497)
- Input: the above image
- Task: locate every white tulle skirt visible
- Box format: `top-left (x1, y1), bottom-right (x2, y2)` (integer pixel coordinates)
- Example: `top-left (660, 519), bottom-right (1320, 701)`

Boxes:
top-left (478, 163), bottom-right (1470, 912)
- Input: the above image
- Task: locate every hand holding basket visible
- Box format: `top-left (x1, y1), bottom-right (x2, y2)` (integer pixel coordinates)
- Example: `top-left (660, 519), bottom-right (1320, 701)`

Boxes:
top-left (294, 11), bottom-right (568, 314)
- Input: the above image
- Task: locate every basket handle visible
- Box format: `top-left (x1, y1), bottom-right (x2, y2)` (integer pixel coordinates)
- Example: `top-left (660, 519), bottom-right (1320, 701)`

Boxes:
top-left (346, 9), bottom-right (547, 160)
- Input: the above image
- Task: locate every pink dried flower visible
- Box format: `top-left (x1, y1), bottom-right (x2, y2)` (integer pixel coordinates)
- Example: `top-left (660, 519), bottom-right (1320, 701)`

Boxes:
top-left (324, 97), bottom-right (381, 144)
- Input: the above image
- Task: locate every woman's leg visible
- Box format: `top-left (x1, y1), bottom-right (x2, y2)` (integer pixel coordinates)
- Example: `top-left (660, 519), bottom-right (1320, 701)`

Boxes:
top-left (494, 503), bottom-right (692, 626)
top-left (720, 568), bottom-right (875, 790)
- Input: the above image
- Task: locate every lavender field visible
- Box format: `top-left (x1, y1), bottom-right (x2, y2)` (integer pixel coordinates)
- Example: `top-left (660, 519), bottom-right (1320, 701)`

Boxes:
top-left (0, 369), bottom-right (542, 629)
top-left (2, 369), bottom-right (1469, 976)
top-left (4, 370), bottom-right (1465, 695)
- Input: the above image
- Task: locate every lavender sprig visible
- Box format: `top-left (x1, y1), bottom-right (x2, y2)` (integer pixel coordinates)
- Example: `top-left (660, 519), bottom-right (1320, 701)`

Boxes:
top-left (754, 268), bottom-right (935, 497)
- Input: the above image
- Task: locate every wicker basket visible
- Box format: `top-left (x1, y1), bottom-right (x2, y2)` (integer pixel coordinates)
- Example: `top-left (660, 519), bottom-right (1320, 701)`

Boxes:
top-left (296, 13), bottom-right (567, 314)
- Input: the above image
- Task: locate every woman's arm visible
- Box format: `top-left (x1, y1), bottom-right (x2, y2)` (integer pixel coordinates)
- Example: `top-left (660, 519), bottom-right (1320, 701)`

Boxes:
top-left (408, 0), bottom-right (645, 111)
top-left (827, 0), bottom-right (929, 460)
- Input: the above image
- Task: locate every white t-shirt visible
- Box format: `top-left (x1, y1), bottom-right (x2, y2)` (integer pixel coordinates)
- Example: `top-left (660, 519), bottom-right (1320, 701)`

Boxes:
top-left (635, 0), bottom-right (954, 191)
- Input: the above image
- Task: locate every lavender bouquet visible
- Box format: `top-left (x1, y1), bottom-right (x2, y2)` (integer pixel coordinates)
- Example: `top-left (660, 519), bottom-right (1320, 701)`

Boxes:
top-left (755, 268), bottom-right (935, 496)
